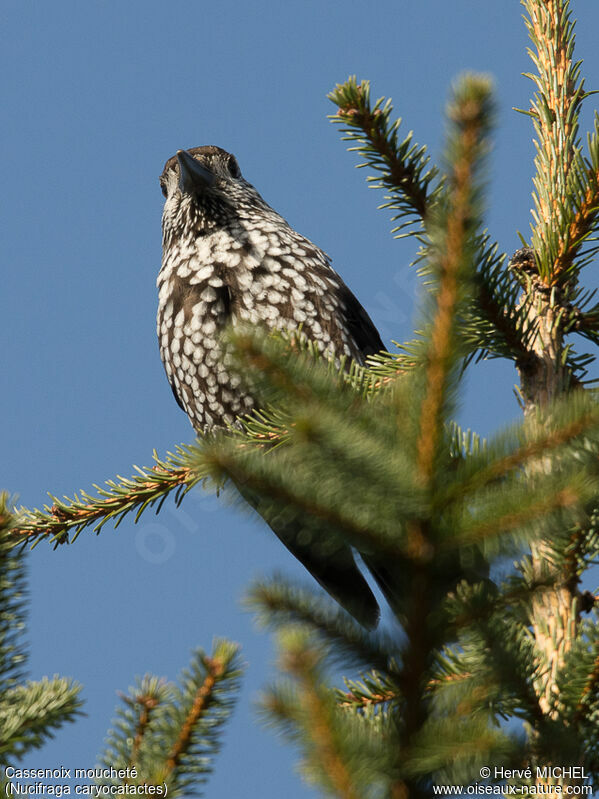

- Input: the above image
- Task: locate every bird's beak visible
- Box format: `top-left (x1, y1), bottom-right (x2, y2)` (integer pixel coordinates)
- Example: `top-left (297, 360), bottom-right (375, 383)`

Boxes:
top-left (177, 149), bottom-right (216, 194)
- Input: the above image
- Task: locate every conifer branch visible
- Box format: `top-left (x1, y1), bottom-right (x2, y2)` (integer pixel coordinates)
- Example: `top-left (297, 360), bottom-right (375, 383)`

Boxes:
top-left (575, 651), bottom-right (599, 719)
top-left (454, 484), bottom-right (584, 548)
top-left (126, 691), bottom-right (160, 770)
top-left (559, 152), bottom-right (599, 275)
top-left (516, 7), bottom-right (599, 764)
top-left (417, 76), bottom-right (494, 482)
top-left (447, 394), bottom-right (599, 503)
top-left (338, 691), bottom-right (394, 712)
top-left (328, 76), bottom-right (441, 236)
top-left (246, 578), bottom-right (397, 675)
top-left (203, 445), bottom-right (405, 559)
top-left (10, 447), bottom-right (204, 547)
top-left (98, 642), bottom-right (243, 796)
top-left (471, 259), bottom-right (535, 362)
top-left (276, 632), bottom-right (362, 799)
top-left (338, 671), bottom-right (398, 712)
top-left (0, 502), bottom-right (83, 759)
top-left (165, 655), bottom-right (225, 773)
top-left (0, 677), bottom-right (83, 758)
top-left (0, 499), bottom-right (28, 693)
top-left (523, 0), bottom-right (590, 286)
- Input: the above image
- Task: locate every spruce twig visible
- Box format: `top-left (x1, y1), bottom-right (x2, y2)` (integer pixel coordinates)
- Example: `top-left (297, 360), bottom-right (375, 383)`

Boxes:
top-left (416, 76), bottom-right (493, 482)
top-left (328, 76), bottom-right (441, 237)
top-left (0, 498), bottom-right (83, 761)
top-left (97, 642), bottom-right (243, 797)
top-left (11, 447), bottom-right (203, 547)
top-left (523, 0), bottom-right (592, 286)
top-left (165, 655), bottom-right (226, 773)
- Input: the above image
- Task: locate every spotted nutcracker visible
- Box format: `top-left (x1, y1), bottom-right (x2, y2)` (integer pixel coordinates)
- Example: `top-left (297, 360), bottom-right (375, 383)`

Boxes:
top-left (157, 145), bottom-right (385, 627)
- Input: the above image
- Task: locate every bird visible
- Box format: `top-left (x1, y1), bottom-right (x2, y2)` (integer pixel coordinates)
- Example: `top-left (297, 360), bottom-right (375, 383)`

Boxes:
top-left (157, 145), bottom-right (385, 628)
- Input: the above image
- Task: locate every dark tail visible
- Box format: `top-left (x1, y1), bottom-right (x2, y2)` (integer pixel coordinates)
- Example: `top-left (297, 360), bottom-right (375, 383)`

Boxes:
top-left (235, 481), bottom-right (380, 630)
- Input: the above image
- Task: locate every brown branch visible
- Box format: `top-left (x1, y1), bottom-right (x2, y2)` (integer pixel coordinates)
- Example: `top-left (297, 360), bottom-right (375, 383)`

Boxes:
top-left (452, 486), bottom-right (581, 548)
top-left (451, 405), bottom-right (599, 501)
top-left (124, 692), bottom-right (160, 773)
top-left (574, 652), bottom-right (599, 721)
top-left (286, 646), bottom-right (361, 799)
top-left (339, 689), bottom-right (397, 711)
top-left (334, 84), bottom-right (429, 219)
top-left (416, 102), bottom-right (480, 482)
top-left (556, 168), bottom-right (599, 278)
top-left (475, 276), bottom-right (533, 361)
top-left (11, 465), bottom-right (194, 546)
top-left (415, 248), bottom-right (461, 482)
top-left (165, 656), bottom-right (224, 773)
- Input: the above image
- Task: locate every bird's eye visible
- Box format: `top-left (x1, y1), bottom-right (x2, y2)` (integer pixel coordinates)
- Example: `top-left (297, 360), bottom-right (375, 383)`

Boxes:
top-left (227, 156), bottom-right (241, 178)
top-left (159, 179), bottom-right (168, 198)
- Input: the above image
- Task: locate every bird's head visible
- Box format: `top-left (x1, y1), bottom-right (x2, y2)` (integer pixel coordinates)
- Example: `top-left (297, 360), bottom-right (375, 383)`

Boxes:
top-left (160, 146), bottom-right (242, 198)
top-left (159, 146), bottom-right (264, 242)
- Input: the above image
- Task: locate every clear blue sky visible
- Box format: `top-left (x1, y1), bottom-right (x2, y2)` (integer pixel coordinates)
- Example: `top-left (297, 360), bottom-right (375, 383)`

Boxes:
top-left (3, 1), bottom-right (599, 796)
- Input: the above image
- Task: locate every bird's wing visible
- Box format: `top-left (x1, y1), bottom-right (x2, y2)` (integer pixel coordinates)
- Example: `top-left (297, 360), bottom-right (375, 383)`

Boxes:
top-left (337, 283), bottom-right (385, 359)
top-left (293, 243), bottom-right (384, 362)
